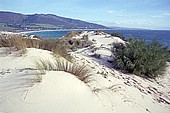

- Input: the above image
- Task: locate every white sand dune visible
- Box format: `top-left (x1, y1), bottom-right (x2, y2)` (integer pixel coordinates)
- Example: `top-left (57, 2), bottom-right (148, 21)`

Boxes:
top-left (0, 48), bottom-right (111, 113)
top-left (0, 71), bottom-right (108, 113)
top-left (0, 31), bottom-right (170, 113)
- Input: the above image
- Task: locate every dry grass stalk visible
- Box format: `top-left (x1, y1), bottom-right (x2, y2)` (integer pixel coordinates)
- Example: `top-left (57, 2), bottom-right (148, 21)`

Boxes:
top-left (10, 37), bottom-right (27, 54)
top-left (0, 35), bottom-right (41, 54)
top-left (38, 39), bottom-right (59, 51)
top-left (55, 58), bottom-right (93, 84)
top-left (34, 72), bottom-right (43, 83)
top-left (35, 58), bottom-right (57, 72)
top-left (53, 45), bottom-right (72, 62)
top-left (34, 57), bottom-right (93, 84)
top-left (34, 58), bottom-right (58, 82)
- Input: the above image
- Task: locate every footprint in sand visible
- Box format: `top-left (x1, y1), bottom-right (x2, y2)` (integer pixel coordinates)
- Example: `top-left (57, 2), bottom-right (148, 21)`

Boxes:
top-left (0, 69), bottom-right (11, 77)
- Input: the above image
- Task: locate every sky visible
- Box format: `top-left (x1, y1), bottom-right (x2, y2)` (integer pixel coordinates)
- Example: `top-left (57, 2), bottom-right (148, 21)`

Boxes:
top-left (0, 0), bottom-right (170, 30)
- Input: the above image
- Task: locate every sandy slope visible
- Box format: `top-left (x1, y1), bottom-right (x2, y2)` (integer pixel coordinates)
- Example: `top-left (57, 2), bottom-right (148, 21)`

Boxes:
top-left (0, 31), bottom-right (170, 113)
top-left (0, 48), bottom-right (111, 113)
top-left (0, 71), bottom-right (108, 113)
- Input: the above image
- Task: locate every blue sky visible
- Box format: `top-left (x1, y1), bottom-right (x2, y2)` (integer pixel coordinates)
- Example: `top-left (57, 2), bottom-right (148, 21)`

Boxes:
top-left (0, 0), bottom-right (170, 30)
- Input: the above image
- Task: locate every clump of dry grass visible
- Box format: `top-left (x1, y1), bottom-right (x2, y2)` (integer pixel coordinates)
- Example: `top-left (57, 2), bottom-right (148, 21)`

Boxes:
top-left (38, 39), bottom-right (59, 51)
top-left (55, 59), bottom-right (93, 83)
top-left (34, 58), bottom-right (58, 82)
top-left (0, 31), bottom-right (93, 56)
top-left (52, 45), bottom-right (73, 62)
top-left (35, 57), bottom-right (92, 84)
top-left (0, 37), bottom-right (27, 54)
top-left (0, 38), bottom-right (12, 47)
top-left (34, 73), bottom-right (43, 83)
top-left (35, 58), bottom-right (57, 72)
top-left (10, 37), bottom-right (27, 54)
top-left (0, 35), bottom-right (41, 54)
top-left (25, 38), bottom-right (40, 48)
top-left (0, 34), bottom-right (74, 59)
top-left (65, 31), bottom-right (80, 38)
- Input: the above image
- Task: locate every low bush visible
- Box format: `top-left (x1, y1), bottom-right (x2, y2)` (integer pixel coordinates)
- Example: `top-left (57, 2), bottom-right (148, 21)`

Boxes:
top-left (110, 32), bottom-right (125, 40)
top-left (112, 38), bottom-right (169, 78)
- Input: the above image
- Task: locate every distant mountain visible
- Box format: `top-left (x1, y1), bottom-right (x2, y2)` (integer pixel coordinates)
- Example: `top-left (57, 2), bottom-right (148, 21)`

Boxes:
top-left (0, 11), bottom-right (109, 31)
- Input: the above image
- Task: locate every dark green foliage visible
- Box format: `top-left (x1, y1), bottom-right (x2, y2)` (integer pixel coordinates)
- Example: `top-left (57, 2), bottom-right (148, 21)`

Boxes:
top-left (90, 53), bottom-right (101, 59)
top-left (113, 38), bottom-right (169, 78)
top-left (168, 52), bottom-right (170, 62)
top-left (111, 32), bottom-right (125, 40)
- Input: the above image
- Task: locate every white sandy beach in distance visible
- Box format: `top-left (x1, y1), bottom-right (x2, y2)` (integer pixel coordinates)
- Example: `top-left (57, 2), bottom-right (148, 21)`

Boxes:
top-left (0, 31), bottom-right (170, 113)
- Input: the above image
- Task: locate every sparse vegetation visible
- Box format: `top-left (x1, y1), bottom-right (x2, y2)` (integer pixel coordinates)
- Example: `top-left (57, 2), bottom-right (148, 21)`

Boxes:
top-left (0, 31), bottom-right (96, 84)
top-left (65, 31), bottom-right (80, 38)
top-left (90, 53), bottom-right (101, 59)
top-left (35, 58), bottom-right (57, 72)
top-left (52, 45), bottom-right (72, 62)
top-left (0, 36), bottom-right (28, 54)
top-left (34, 72), bottom-right (43, 82)
top-left (38, 38), bottom-right (58, 51)
top-left (110, 32), bottom-right (125, 40)
top-left (0, 31), bottom-right (93, 55)
top-left (10, 37), bottom-right (27, 54)
top-left (112, 38), bottom-right (169, 78)
top-left (35, 57), bottom-right (92, 84)
top-left (56, 59), bottom-right (93, 83)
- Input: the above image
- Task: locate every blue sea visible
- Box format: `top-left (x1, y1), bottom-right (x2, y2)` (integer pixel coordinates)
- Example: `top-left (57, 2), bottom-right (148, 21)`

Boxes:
top-left (27, 30), bottom-right (170, 50)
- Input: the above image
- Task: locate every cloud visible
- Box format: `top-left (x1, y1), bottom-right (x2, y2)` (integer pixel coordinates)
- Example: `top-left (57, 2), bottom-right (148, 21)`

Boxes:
top-left (143, 0), bottom-right (160, 6)
top-left (89, 20), bottom-right (121, 26)
top-left (151, 15), bottom-right (164, 18)
top-left (163, 12), bottom-right (170, 16)
top-left (106, 10), bottom-right (115, 14)
top-left (151, 2), bottom-right (160, 6)
top-left (150, 11), bottom-right (170, 18)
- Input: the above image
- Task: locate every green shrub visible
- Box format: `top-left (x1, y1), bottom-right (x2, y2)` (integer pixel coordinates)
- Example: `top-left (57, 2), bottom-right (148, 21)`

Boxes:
top-left (113, 38), bottom-right (169, 78)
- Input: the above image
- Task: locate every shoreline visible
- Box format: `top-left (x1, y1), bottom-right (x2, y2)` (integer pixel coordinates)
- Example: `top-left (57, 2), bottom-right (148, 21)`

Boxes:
top-left (20, 28), bottom-right (114, 34)
top-left (20, 29), bottom-right (170, 34)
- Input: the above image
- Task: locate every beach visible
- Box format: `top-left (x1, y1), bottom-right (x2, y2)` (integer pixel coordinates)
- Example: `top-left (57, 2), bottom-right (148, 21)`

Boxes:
top-left (0, 31), bottom-right (170, 113)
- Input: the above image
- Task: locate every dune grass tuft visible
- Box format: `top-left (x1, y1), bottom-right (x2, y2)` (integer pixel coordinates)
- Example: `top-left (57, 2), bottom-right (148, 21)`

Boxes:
top-left (35, 58), bottom-right (57, 72)
top-left (0, 36), bottom-right (40, 54)
top-left (34, 57), bottom-right (92, 84)
top-left (55, 58), bottom-right (93, 83)
top-left (52, 45), bottom-right (73, 62)
top-left (34, 73), bottom-right (43, 83)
